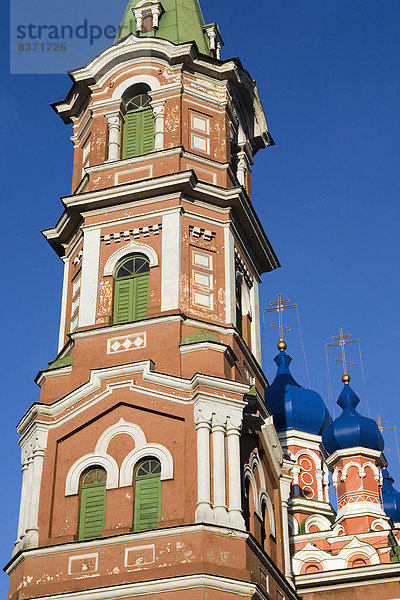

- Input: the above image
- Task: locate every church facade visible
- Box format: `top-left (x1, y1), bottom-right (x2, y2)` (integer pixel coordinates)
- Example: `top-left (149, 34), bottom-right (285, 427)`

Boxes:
top-left (6, 2), bottom-right (400, 599)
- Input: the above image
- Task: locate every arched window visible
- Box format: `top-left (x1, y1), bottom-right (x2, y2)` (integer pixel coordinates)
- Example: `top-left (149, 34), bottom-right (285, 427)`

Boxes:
top-left (235, 273), bottom-right (243, 335)
top-left (113, 254), bottom-right (150, 324)
top-left (261, 500), bottom-right (267, 549)
top-left (122, 84), bottom-right (154, 159)
top-left (133, 458), bottom-right (161, 532)
top-left (78, 467), bottom-right (107, 540)
top-left (243, 477), bottom-right (251, 532)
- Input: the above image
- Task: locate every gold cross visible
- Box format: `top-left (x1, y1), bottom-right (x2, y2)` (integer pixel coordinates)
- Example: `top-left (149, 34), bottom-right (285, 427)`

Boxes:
top-left (263, 293), bottom-right (298, 342)
top-left (325, 328), bottom-right (360, 377)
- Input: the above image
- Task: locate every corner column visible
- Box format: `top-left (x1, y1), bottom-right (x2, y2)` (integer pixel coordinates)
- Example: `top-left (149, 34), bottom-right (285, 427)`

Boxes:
top-left (24, 442), bottom-right (46, 549)
top-left (227, 415), bottom-right (245, 529)
top-left (212, 414), bottom-right (228, 524)
top-left (105, 111), bottom-right (122, 162)
top-left (150, 99), bottom-right (166, 150)
top-left (195, 407), bottom-right (213, 523)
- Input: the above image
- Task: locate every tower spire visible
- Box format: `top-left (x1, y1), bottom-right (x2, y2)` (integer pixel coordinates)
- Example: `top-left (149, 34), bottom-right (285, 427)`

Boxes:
top-left (115, 0), bottom-right (220, 57)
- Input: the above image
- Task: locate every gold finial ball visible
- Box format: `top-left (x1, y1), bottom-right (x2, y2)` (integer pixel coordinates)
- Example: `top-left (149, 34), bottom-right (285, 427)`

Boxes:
top-left (277, 340), bottom-right (287, 351)
top-left (342, 374), bottom-right (351, 385)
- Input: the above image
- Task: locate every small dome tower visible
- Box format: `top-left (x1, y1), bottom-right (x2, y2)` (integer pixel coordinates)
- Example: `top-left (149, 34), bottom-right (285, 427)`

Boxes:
top-left (322, 375), bottom-right (390, 534)
top-left (265, 342), bottom-right (335, 543)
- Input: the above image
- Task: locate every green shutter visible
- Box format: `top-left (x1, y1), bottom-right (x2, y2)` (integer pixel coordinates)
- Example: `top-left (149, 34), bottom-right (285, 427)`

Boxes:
top-left (134, 275), bottom-right (150, 320)
top-left (134, 475), bottom-right (161, 532)
top-left (113, 278), bottom-right (134, 324)
top-left (122, 112), bottom-right (140, 159)
top-left (142, 109), bottom-right (155, 154)
top-left (79, 483), bottom-right (106, 540)
top-left (113, 273), bottom-right (149, 324)
top-left (122, 108), bottom-right (154, 159)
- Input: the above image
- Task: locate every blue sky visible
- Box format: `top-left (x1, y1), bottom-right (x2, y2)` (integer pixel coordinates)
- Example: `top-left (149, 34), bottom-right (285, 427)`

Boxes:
top-left (1, 0), bottom-right (399, 593)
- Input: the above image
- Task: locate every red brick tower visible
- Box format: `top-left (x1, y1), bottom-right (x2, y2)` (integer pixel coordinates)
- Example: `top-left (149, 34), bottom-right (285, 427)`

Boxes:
top-left (6, 2), bottom-right (299, 600)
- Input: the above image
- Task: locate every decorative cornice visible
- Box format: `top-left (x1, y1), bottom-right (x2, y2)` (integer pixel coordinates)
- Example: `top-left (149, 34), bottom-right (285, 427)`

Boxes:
top-left (22, 360), bottom-right (251, 435)
top-left (325, 447), bottom-right (387, 469)
top-left (294, 561), bottom-right (400, 592)
top-left (43, 171), bottom-right (279, 274)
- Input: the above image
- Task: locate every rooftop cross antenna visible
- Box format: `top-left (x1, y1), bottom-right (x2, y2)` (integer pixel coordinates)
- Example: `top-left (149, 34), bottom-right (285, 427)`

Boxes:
top-left (325, 328), bottom-right (360, 382)
top-left (263, 293), bottom-right (298, 348)
top-left (378, 415), bottom-right (400, 467)
top-left (263, 294), bottom-right (310, 386)
top-left (325, 328), bottom-right (372, 418)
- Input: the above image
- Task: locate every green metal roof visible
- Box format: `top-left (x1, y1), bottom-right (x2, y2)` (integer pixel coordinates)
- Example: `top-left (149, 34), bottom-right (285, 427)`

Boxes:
top-left (115, 0), bottom-right (211, 55)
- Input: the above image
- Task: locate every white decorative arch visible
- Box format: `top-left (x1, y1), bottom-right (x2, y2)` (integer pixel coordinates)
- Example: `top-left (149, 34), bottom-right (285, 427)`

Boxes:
top-left (243, 465), bottom-right (259, 513)
top-left (112, 74), bottom-right (161, 101)
top-left (294, 448), bottom-right (320, 466)
top-left (332, 467), bottom-right (343, 488)
top-left (339, 537), bottom-right (380, 565)
top-left (95, 418), bottom-right (147, 454)
top-left (371, 518), bottom-right (391, 531)
top-left (292, 544), bottom-right (331, 575)
top-left (259, 491), bottom-right (276, 537)
top-left (120, 443), bottom-right (173, 486)
top-left (339, 461), bottom-right (381, 483)
top-left (65, 453), bottom-right (119, 496)
top-left (103, 241), bottom-right (158, 276)
top-left (65, 420), bottom-right (174, 495)
top-left (332, 523), bottom-right (345, 537)
top-left (288, 514), bottom-right (299, 536)
top-left (303, 514), bottom-right (332, 534)
top-left (250, 450), bottom-right (267, 491)
top-left (362, 462), bottom-right (381, 482)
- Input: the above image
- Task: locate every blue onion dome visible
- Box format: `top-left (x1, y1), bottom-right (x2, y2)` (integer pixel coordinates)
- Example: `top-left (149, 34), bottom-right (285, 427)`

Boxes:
top-left (264, 345), bottom-right (331, 435)
top-left (382, 470), bottom-right (400, 523)
top-left (322, 380), bottom-right (384, 455)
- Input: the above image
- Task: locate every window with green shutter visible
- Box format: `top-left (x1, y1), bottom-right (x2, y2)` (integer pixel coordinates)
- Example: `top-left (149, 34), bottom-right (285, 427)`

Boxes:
top-left (121, 92), bottom-right (155, 159)
top-left (113, 254), bottom-right (150, 324)
top-left (78, 468), bottom-right (107, 540)
top-left (133, 459), bottom-right (161, 532)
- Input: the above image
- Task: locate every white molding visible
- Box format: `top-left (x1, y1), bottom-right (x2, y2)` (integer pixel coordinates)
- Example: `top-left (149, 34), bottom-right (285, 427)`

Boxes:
top-left (120, 443), bottom-right (173, 486)
top-left (65, 453), bottom-right (119, 496)
top-left (288, 514), bottom-right (299, 536)
top-left (279, 430), bottom-right (323, 449)
top-left (224, 226), bottom-right (235, 325)
top-left (6, 524), bottom-right (250, 575)
top-left (326, 447), bottom-right (385, 468)
top-left (250, 281), bottom-right (261, 362)
top-left (161, 210), bottom-right (181, 311)
top-left (261, 417), bottom-right (284, 479)
top-left (36, 366), bottom-right (72, 386)
top-left (16, 574), bottom-right (262, 600)
top-left (79, 229), bottom-right (100, 327)
top-left (103, 240), bottom-right (158, 275)
top-left (58, 258), bottom-right (70, 353)
top-left (295, 561), bottom-right (400, 592)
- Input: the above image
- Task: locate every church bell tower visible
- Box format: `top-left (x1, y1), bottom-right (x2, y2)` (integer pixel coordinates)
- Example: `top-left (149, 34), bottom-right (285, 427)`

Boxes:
top-left (6, 2), bottom-right (300, 600)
